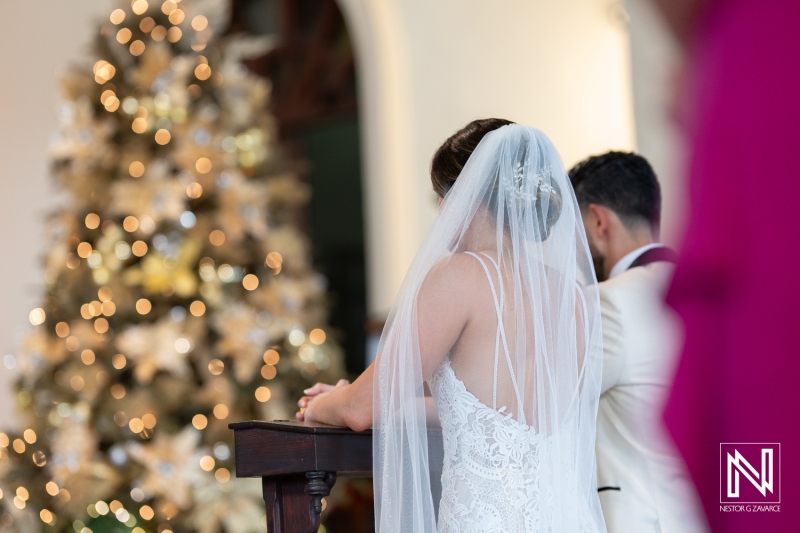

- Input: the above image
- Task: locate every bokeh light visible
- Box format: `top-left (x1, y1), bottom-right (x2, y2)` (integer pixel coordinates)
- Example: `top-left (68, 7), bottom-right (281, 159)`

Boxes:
top-left (142, 413), bottom-right (156, 429)
top-left (151, 25), bottom-right (167, 41)
top-left (100, 89), bottom-right (116, 105)
top-left (139, 505), bottom-right (154, 520)
top-left (122, 97), bottom-right (139, 114)
top-left (139, 16), bottom-right (156, 33)
top-left (28, 308), bottom-right (46, 326)
top-left (70, 376), bottom-right (85, 391)
top-left (195, 157), bottom-right (212, 173)
top-left (123, 216), bottom-right (139, 232)
top-left (102, 301), bottom-right (117, 316)
top-left (131, 241), bottom-right (148, 256)
top-left (111, 384), bottom-right (126, 400)
top-left (128, 418), bottom-right (144, 433)
top-left (255, 386), bottom-right (271, 402)
top-left (116, 28), bottom-right (132, 44)
top-left (23, 429), bottom-right (36, 444)
top-left (46, 481), bottom-right (59, 496)
top-left (110, 9), bottom-right (126, 24)
top-left (55, 322), bottom-right (70, 337)
top-left (131, 0), bottom-right (149, 15)
top-left (199, 455), bottom-right (215, 471)
top-left (186, 182), bottom-right (203, 198)
top-left (191, 15), bottom-right (209, 31)
top-left (179, 211), bottom-right (196, 228)
top-left (85, 213), bottom-right (101, 229)
top-left (194, 64), bottom-right (211, 81)
top-left (168, 8), bottom-right (185, 24)
top-left (32, 451), bottom-right (47, 467)
top-left (135, 299), bottom-right (152, 315)
top-left (39, 509), bottom-right (54, 524)
top-left (154, 129), bottom-right (171, 145)
top-left (212, 404), bottom-right (228, 419)
top-left (192, 414), bottom-right (208, 430)
top-left (77, 242), bottom-right (93, 258)
top-left (288, 329), bottom-right (305, 346)
top-left (132, 117), bottom-right (148, 134)
top-left (112, 353), bottom-right (127, 369)
top-left (309, 328), bottom-right (326, 345)
top-left (263, 349), bottom-right (280, 365)
top-left (208, 359), bottom-right (224, 375)
top-left (95, 500), bottom-right (110, 515)
top-left (167, 26), bottom-right (182, 43)
top-left (243, 274), bottom-right (259, 291)
top-left (129, 40), bottom-right (146, 56)
top-left (161, 1), bottom-right (177, 15)
top-left (261, 365), bottom-right (277, 380)
top-left (174, 338), bottom-right (191, 354)
top-left (189, 300), bottom-right (206, 316)
top-left (209, 230), bottom-right (225, 246)
top-left (265, 251), bottom-right (283, 269)
top-left (81, 349), bottom-right (96, 365)
top-left (129, 161), bottom-right (145, 178)
top-left (215, 468), bottom-right (231, 483)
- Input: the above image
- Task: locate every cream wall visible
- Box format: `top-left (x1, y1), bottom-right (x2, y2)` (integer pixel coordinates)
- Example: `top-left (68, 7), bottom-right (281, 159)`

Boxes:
top-left (340, 0), bottom-right (640, 316)
top-left (0, 1), bottom-right (115, 429)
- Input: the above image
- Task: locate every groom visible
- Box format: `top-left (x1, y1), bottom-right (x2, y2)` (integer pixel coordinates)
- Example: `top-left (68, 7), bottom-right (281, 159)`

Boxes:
top-left (569, 152), bottom-right (708, 533)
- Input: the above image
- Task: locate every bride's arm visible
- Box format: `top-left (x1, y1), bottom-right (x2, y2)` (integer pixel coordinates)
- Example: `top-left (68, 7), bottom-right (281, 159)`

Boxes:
top-left (299, 254), bottom-right (474, 431)
top-left (417, 253), bottom-right (475, 378)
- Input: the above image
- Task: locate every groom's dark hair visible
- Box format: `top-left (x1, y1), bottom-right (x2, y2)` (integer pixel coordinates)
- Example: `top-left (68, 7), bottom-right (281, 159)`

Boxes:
top-left (431, 118), bottom-right (514, 197)
top-left (568, 151), bottom-right (661, 230)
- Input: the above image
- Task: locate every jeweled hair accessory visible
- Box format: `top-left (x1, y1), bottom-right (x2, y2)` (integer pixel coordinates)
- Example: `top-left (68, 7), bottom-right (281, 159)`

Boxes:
top-left (504, 161), bottom-right (557, 201)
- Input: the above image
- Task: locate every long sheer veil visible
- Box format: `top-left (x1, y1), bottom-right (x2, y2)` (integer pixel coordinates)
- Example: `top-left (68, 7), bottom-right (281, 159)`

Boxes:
top-left (372, 124), bottom-right (604, 531)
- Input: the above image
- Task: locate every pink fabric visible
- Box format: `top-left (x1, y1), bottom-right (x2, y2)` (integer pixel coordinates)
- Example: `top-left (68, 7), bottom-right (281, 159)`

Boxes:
top-left (664, 0), bottom-right (800, 530)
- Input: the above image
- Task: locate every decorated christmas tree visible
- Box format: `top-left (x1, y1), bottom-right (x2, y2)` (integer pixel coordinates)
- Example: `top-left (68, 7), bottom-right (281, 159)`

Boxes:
top-left (0, 0), bottom-right (344, 531)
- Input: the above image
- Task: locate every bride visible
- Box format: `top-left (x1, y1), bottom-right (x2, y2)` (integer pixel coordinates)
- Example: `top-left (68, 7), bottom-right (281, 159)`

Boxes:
top-left (297, 120), bottom-right (606, 532)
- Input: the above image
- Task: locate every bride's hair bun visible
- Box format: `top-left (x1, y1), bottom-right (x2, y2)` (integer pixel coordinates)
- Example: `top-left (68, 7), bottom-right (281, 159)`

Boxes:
top-left (431, 118), bottom-right (514, 197)
top-left (533, 176), bottom-right (562, 241)
top-left (432, 119), bottom-right (563, 241)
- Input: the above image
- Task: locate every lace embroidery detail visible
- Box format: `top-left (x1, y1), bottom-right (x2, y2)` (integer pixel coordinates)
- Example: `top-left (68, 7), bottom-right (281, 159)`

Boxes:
top-left (431, 359), bottom-right (549, 532)
top-left (431, 360), bottom-right (599, 532)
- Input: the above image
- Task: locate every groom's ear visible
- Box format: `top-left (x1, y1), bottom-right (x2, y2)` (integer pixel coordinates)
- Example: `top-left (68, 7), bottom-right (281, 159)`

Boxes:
top-left (587, 204), bottom-right (610, 238)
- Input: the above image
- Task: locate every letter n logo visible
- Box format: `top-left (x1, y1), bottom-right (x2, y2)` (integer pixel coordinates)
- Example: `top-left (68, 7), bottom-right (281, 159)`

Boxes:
top-left (720, 443), bottom-right (780, 504)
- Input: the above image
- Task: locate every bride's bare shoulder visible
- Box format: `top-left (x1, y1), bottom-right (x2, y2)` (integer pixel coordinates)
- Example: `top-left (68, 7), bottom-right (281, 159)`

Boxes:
top-left (418, 253), bottom-right (481, 328)
top-left (422, 253), bottom-right (482, 293)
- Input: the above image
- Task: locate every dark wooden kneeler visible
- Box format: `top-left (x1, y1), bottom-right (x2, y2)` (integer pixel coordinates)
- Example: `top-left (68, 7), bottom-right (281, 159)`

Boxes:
top-left (229, 420), bottom-right (372, 533)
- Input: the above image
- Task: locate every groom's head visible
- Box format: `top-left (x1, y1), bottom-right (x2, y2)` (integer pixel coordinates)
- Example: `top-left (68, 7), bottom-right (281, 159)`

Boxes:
top-left (568, 152), bottom-right (661, 281)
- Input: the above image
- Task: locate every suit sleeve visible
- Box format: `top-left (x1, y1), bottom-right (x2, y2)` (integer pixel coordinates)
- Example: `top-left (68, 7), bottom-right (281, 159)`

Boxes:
top-left (598, 283), bottom-right (625, 394)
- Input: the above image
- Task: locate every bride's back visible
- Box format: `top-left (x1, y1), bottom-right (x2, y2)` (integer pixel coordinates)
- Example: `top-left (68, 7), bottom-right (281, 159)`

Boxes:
top-left (374, 122), bottom-right (605, 533)
top-left (421, 249), bottom-right (537, 425)
top-left (426, 247), bottom-right (599, 532)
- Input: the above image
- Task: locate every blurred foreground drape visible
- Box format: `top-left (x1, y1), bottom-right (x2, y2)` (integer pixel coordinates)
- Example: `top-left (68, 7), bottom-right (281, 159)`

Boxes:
top-left (664, 0), bottom-right (800, 530)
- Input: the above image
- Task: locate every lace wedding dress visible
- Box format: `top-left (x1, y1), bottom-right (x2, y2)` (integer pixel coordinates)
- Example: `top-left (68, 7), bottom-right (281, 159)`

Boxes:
top-left (431, 252), bottom-right (597, 532)
top-left (373, 125), bottom-right (605, 533)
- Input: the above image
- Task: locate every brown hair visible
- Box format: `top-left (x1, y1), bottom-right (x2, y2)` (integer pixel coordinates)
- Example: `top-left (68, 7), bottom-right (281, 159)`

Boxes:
top-left (430, 118), bottom-right (514, 197)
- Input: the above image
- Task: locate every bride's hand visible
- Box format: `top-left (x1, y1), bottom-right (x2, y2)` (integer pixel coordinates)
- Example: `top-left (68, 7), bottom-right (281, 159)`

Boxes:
top-left (296, 379), bottom-right (349, 421)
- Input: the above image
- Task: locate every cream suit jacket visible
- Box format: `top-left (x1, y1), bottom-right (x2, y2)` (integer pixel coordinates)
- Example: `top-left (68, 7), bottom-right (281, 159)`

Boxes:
top-left (596, 262), bottom-right (708, 533)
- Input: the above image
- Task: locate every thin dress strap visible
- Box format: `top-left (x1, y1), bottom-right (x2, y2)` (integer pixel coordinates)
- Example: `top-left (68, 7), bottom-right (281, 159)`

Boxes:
top-left (464, 252), bottom-right (526, 423)
top-left (465, 251), bottom-right (501, 409)
top-left (479, 253), bottom-right (526, 425)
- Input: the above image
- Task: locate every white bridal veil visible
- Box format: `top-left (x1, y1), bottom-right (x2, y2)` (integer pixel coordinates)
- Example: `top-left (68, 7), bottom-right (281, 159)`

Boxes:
top-left (372, 124), bottom-right (605, 531)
